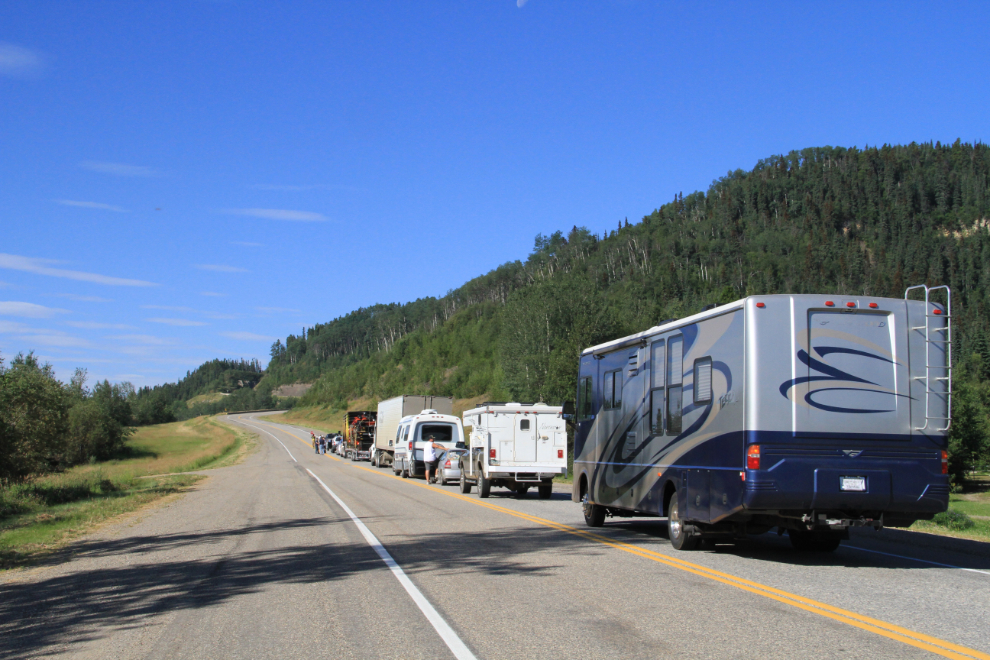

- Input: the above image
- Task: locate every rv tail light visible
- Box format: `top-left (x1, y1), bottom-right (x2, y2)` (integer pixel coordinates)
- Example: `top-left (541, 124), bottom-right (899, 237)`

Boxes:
top-left (846, 301), bottom-right (856, 308)
top-left (557, 449), bottom-right (564, 459)
top-left (756, 302), bottom-right (765, 308)
top-left (746, 445), bottom-right (761, 470)
top-left (869, 302), bottom-right (878, 308)
top-left (489, 448), bottom-right (497, 459)
top-left (825, 301), bottom-right (834, 307)
top-left (934, 309), bottom-right (943, 315)
top-left (941, 450), bottom-right (948, 475)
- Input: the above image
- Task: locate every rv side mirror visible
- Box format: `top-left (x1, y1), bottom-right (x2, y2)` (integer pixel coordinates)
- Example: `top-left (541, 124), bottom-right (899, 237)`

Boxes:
top-left (561, 401), bottom-right (576, 416)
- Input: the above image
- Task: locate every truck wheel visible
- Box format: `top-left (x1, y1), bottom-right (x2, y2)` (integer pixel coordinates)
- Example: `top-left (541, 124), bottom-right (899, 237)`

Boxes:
top-left (668, 493), bottom-right (699, 550)
top-left (789, 529), bottom-right (842, 552)
top-left (582, 492), bottom-right (606, 527)
top-left (477, 471), bottom-right (491, 498)
top-left (538, 484), bottom-right (552, 499)
top-left (460, 473), bottom-right (472, 494)
top-left (515, 484), bottom-right (529, 498)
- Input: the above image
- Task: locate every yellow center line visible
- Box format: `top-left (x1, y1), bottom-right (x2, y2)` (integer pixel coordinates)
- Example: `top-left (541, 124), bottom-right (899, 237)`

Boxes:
top-left (257, 418), bottom-right (989, 660)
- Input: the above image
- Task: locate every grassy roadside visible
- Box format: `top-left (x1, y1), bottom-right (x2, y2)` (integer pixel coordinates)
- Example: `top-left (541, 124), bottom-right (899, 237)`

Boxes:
top-left (0, 416), bottom-right (254, 569)
top-left (907, 475), bottom-right (990, 543)
top-left (268, 395), bottom-right (493, 435)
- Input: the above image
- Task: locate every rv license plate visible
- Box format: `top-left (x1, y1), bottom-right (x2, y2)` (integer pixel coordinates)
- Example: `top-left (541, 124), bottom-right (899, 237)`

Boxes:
top-left (840, 477), bottom-right (867, 492)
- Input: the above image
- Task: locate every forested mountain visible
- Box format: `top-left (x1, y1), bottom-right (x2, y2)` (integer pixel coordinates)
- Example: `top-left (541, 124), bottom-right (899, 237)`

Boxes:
top-left (264, 141), bottom-right (990, 412)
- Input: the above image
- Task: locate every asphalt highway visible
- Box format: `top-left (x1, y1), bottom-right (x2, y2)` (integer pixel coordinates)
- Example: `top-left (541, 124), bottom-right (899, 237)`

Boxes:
top-left (1, 412), bottom-right (988, 660)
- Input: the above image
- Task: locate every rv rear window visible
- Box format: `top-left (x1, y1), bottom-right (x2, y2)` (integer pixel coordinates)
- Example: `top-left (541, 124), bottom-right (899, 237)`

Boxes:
top-left (604, 371), bottom-right (615, 408)
top-left (577, 376), bottom-right (593, 421)
top-left (694, 357), bottom-right (713, 404)
top-left (651, 340), bottom-right (665, 389)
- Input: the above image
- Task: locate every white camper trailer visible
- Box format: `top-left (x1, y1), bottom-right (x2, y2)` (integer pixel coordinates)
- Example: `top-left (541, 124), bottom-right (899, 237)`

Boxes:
top-left (373, 395), bottom-right (454, 468)
top-left (460, 403), bottom-right (567, 499)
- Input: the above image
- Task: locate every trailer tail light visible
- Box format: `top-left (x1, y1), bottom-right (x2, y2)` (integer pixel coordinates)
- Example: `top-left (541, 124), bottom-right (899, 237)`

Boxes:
top-left (846, 301), bottom-right (856, 308)
top-left (489, 448), bottom-right (497, 459)
top-left (941, 450), bottom-right (948, 475)
top-left (756, 302), bottom-right (765, 308)
top-left (825, 301), bottom-right (834, 307)
top-left (558, 449), bottom-right (564, 459)
top-left (746, 445), bottom-right (761, 470)
top-left (869, 302), bottom-right (878, 308)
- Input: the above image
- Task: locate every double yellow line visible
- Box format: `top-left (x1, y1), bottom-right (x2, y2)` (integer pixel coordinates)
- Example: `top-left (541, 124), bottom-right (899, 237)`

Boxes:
top-left (264, 419), bottom-right (989, 660)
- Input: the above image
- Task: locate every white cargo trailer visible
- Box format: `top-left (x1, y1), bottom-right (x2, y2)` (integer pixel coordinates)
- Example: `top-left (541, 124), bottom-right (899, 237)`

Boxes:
top-left (373, 395), bottom-right (454, 468)
top-left (460, 403), bottom-right (567, 499)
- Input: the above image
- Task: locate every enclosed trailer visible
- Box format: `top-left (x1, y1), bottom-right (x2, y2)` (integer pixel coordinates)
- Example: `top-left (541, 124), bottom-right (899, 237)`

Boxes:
top-left (572, 286), bottom-right (951, 552)
top-left (460, 403), bottom-right (567, 499)
top-left (343, 411), bottom-right (376, 461)
top-left (372, 395), bottom-right (454, 467)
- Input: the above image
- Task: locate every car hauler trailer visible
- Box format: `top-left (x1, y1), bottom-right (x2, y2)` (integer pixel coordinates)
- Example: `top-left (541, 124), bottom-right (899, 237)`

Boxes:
top-left (391, 409), bottom-right (464, 479)
top-left (343, 411), bottom-right (376, 461)
top-left (573, 286), bottom-right (951, 552)
top-left (460, 403), bottom-right (567, 499)
top-left (372, 395), bottom-right (454, 468)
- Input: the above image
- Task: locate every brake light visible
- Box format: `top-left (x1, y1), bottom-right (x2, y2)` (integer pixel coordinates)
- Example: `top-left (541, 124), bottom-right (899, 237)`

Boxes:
top-left (941, 450), bottom-right (948, 475)
top-left (408, 442), bottom-right (412, 450)
top-left (489, 448), bottom-right (496, 459)
top-left (558, 449), bottom-right (564, 459)
top-left (846, 301), bottom-right (856, 308)
top-left (747, 445), bottom-right (761, 470)
top-left (445, 460), bottom-right (451, 468)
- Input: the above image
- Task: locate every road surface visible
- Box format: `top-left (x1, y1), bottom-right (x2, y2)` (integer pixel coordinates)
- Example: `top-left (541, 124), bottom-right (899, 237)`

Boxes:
top-left (1, 412), bottom-right (988, 660)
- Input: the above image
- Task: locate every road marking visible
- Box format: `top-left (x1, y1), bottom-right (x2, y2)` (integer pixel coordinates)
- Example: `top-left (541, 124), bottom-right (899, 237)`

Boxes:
top-left (236, 419), bottom-right (297, 462)
top-left (844, 545), bottom-right (990, 576)
top-left (263, 417), bottom-right (990, 660)
top-left (304, 468), bottom-right (477, 660)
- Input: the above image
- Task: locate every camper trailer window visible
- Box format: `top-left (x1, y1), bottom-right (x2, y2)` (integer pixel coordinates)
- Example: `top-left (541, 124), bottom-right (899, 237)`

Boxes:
top-left (604, 371), bottom-right (615, 408)
top-left (612, 370), bottom-right (623, 408)
top-left (577, 376), bottom-right (593, 420)
top-left (520, 419), bottom-right (530, 431)
top-left (694, 357), bottom-right (713, 404)
top-left (667, 336), bottom-right (683, 386)
top-left (667, 335), bottom-right (683, 434)
top-left (650, 388), bottom-right (664, 435)
top-left (651, 340), bottom-right (665, 389)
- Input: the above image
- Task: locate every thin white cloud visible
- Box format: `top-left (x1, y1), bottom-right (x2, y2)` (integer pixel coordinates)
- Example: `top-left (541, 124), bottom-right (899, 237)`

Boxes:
top-left (80, 161), bottom-right (159, 177)
top-left (146, 318), bottom-right (208, 327)
top-left (16, 333), bottom-right (92, 348)
top-left (224, 208), bottom-right (327, 222)
top-left (0, 320), bottom-right (33, 333)
top-left (55, 200), bottom-right (128, 212)
top-left (204, 312), bottom-right (237, 320)
top-left (256, 306), bottom-right (301, 314)
top-left (195, 264), bottom-right (249, 273)
top-left (47, 293), bottom-right (113, 303)
top-left (66, 321), bottom-right (135, 330)
top-left (142, 305), bottom-right (196, 313)
top-left (0, 43), bottom-right (45, 78)
top-left (230, 241), bottom-right (264, 247)
top-left (108, 334), bottom-right (175, 345)
top-left (200, 291), bottom-right (225, 297)
top-left (252, 184), bottom-right (329, 191)
top-left (0, 253), bottom-right (157, 287)
top-left (0, 281), bottom-right (12, 289)
top-left (0, 301), bottom-right (69, 318)
top-left (221, 331), bottom-right (276, 341)
top-left (517, 0), bottom-right (529, 6)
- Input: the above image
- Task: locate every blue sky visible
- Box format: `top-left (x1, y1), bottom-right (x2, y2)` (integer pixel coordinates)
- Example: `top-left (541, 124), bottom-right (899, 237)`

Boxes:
top-left (2, 1), bottom-right (989, 387)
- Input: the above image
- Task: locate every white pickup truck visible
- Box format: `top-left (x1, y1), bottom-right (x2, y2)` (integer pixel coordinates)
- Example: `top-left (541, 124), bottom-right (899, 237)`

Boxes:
top-left (459, 402), bottom-right (567, 499)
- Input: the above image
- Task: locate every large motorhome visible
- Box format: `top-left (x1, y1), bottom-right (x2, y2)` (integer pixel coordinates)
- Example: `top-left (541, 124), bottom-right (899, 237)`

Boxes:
top-left (573, 286), bottom-right (951, 552)
top-left (372, 395), bottom-right (454, 468)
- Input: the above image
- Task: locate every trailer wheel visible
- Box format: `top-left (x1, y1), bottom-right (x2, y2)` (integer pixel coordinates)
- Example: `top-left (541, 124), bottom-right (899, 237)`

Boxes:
top-left (460, 473), bottom-right (472, 494)
top-left (477, 470), bottom-right (491, 498)
top-left (667, 493), bottom-right (699, 550)
top-left (538, 484), bottom-right (552, 499)
top-left (582, 492), bottom-right (606, 527)
top-left (788, 529), bottom-right (842, 553)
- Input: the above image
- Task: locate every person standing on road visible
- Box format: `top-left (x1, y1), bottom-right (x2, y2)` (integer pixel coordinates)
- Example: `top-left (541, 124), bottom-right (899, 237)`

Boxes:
top-left (424, 434), bottom-right (444, 484)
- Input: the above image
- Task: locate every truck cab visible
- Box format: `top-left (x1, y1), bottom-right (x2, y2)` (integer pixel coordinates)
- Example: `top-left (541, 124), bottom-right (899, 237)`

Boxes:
top-left (392, 410), bottom-right (465, 479)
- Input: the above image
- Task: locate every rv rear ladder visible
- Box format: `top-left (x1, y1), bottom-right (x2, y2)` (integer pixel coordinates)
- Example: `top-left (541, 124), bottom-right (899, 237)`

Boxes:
top-left (905, 284), bottom-right (952, 432)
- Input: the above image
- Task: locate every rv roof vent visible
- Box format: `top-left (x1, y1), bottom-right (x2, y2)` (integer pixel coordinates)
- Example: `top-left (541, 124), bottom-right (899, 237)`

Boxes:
top-left (421, 409), bottom-right (438, 415)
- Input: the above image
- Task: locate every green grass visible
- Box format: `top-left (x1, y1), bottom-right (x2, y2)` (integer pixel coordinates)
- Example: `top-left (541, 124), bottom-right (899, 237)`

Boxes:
top-left (907, 476), bottom-right (990, 542)
top-left (0, 416), bottom-right (254, 569)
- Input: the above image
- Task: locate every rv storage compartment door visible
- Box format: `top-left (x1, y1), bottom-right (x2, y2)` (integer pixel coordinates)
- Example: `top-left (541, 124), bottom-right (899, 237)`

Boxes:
top-left (514, 415), bottom-right (536, 463)
top-left (794, 309), bottom-right (908, 438)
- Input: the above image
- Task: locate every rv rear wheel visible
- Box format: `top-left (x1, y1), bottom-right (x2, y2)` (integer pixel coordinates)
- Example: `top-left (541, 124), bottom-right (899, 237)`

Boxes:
top-left (788, 529), bottom-right (842, 553)
top-left (460, 473), bottom-right (472, 494)
top-left (582, 493), bottom-right (606, 527)
top-left (667, 493), bottom-right (699, 550)
top-left (538, 484), bottom-right (552, 499)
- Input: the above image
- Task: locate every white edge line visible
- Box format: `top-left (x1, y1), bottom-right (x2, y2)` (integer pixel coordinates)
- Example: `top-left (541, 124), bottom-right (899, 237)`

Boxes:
top-left (305, 468), bottom-right (477, 660)
top-left (846, 545), bottom-right (990, 576)
top-left (236, 418), bottom-right (296, 462)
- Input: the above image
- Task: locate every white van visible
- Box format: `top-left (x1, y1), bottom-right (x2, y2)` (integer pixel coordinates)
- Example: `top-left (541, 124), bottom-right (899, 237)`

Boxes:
top-left (460, 403), bottom-right (567, 498)
top-left (391, 410), bottom-right (465, 479)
